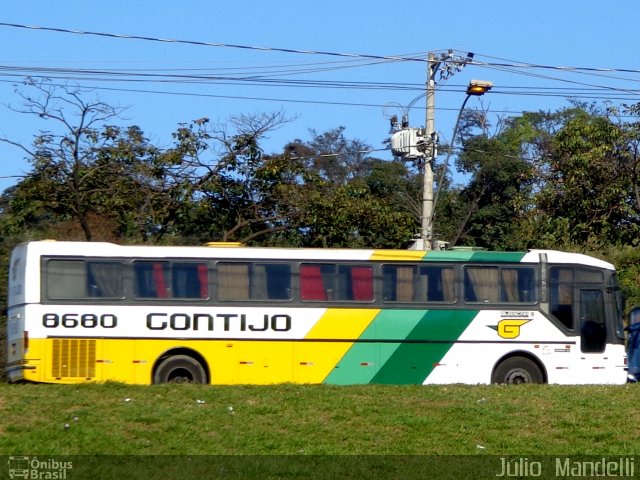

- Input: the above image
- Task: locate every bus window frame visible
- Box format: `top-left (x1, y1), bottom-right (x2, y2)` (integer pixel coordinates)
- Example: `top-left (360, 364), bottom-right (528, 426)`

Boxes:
top-left (132, 259), bottom-right (211, 302)
top-left (381, 263), bottom-right (458, 305)
top-left (548, 265), bottom-right (608, 334)
top-left (214, 260), bottom-right (293, 303)
top-left (41, 256), bottom-right (126, 302)
top-left (462, 264), bottom-right (538, 306)
top-left (298, 262), bottom-right (376, 304)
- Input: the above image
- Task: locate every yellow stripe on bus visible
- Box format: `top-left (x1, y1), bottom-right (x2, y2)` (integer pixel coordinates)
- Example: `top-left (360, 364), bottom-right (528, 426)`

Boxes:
top-left (296, 308), bottom-right (379, 383)
top-left (369, 250), bottom-right (426, 261)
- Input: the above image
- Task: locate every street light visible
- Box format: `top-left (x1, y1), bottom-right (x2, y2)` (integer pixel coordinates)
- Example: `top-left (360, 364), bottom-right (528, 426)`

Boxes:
top-left (429, 79), bottom-right (493, 248)
top-left (466, 79), bottom-right (493, 96)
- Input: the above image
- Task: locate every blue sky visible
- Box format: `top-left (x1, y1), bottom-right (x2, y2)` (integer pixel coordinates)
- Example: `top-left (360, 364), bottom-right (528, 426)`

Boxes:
top-left (1, 1), bottom-right (639, 192)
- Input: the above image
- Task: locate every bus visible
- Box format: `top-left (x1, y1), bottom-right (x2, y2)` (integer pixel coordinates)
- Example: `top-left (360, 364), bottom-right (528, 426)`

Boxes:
top-left (5, 240), bottom-right (627, 385)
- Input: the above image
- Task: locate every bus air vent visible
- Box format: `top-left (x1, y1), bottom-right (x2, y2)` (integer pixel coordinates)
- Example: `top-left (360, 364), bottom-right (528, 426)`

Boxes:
top-left (52, 339), bottom-right (96, 378)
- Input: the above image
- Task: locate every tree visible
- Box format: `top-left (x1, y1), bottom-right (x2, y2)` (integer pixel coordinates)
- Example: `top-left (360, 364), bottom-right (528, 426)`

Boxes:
top-left (162, 112), bottom-right (303, 245)
top-left (1, 80), bottom-right (135, 241)
top-left (294, 126), bottom-right (372, 185)
top-left (440, 109), bottom-right (535, 250)
top-left (283, 128), bottom-right (417, 248)
top-left (532, 107), bottom-right (638, 248)
top-left (1, 81), bottom-right (299, 245)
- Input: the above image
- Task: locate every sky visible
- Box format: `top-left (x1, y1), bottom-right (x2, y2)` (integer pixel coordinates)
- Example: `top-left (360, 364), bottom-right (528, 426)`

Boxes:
top-left (1, 1), bottom-right (639, 193)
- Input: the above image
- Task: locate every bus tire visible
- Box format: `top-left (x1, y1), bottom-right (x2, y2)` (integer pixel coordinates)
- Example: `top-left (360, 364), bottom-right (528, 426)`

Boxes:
top-left (153, 355), bottom-right (208, 384)
top-left (491, 357), bottom-right (544, 385)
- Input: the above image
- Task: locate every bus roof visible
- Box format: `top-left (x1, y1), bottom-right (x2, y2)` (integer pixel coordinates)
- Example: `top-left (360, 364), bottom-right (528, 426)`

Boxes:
top-left (15, 240), bottom-right (616, 269)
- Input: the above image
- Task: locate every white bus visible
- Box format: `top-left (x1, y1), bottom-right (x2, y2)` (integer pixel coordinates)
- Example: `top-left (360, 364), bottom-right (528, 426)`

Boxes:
top-left (6, 240), bottom-right (627, 385)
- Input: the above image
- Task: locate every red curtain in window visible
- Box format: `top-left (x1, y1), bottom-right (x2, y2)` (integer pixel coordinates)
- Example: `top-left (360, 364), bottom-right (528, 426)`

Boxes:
top-left (351, 267), bottom-right (373, 301)
top-left (152, 263), bottom-right (168, 298)
top-left (300, 265), bottom-right (326, 301)
top-left (197, 264), bottom-right (208, 299)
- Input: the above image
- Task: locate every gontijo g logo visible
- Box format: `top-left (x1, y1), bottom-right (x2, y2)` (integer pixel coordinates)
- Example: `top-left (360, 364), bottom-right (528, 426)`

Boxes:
top-left (492, 319), bottom-right (531, 339)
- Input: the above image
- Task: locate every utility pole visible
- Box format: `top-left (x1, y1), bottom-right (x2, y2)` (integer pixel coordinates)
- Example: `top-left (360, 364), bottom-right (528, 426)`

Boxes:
top-left (421, 52), bottom-right (437, 250)
top-left (388, 50), bottom-right (476, 250)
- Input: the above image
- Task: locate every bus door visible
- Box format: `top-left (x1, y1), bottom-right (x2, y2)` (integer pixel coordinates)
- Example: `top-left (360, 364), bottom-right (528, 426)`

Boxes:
top-left (573, 286), bottom-right (614, 383)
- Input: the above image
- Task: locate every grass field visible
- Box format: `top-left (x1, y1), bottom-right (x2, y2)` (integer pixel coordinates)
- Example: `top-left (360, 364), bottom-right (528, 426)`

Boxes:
top-left (1, 382), bottom-right (639, 457)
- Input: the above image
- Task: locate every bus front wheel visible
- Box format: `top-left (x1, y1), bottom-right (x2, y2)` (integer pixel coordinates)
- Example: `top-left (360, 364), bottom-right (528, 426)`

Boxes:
top-left (153, 355), bottom-right (208, 384)
top-left (491, 357), bottom-right (544, 385)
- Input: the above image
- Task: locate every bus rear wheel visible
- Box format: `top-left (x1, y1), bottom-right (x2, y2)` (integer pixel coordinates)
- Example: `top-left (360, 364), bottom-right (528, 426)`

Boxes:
top-left (491, 357), bottom-right (544, 385)
top-left (153, 355), bottom-right (208, 384)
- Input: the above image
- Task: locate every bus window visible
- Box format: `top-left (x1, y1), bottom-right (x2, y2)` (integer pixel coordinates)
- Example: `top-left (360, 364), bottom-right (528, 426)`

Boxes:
top-left (418, 266), bottom-right (455, 302)
top-left (575, 268), bottom-right (604, 284)
top-left (349, 266), bottom-right (374, 301)
top-left (134, 261), bottom-right (170, 299)
top-left (260, 264), bottom-right (292, 300)
top-left (383, 265), bottom-right (455, 303)
top-left (217, 263), bottom-right (250, 300)
top-left (464, 267), bottom-right (499, 303)
top-left (172, 263), bottom-right (209, 299)
top-left (580, 289), bottom-right (607, 353)
top-left (217, 262), bottom-right (292, 301)
top-left (134, 261), bottom-right (208, 300)
top-left (45, 259), bottom-right (123, 299)
top-left (300, 264), bottom-right (328, 301)
top-left (464, 266), bottom-right (536, 304)
top-left (46, 260), bottom-right (87, 299)
top-left (300, 264), bottom-right (373, 302)
top-left (550, 267), bottom-right (573, 329)
top-left (87, 262), bottom-right (124, 298)
top-left (500, 267), bottom-right (536, 303)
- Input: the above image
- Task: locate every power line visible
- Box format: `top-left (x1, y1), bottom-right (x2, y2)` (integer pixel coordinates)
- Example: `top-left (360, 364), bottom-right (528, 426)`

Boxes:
top-left (3, 22), bottom-right (640, 79)
top-left (470, 52), bottom-right (640, 75)
top-left (0, 22), bottom-right (422, 63)
top-left (1, 63), bottom-right (639, 106)
top-left (2, 23), bottom-right (640, 105)
top-left (0, 78), bottom-right (637, 123)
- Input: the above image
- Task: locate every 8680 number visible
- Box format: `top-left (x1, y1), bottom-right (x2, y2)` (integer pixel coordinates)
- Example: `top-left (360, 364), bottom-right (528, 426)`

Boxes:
top-left (42, 313), bottom-right (118, 329)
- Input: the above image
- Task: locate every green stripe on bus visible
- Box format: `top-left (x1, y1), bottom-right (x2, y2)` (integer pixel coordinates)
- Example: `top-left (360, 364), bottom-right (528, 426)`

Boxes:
top-left (324, 309), bottom-right (478, 385)
top-left (323, 310), bottom-right (425, 385)
top-left (424, 251), bottom-right (527, 263)
top-left (370, 309), bottom-right (478, 384)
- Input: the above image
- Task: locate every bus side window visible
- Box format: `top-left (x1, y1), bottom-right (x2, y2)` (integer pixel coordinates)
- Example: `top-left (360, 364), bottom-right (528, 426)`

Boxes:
top-left (45, 259), bottom-right (125, 300)
top-left (550, 267), bottom-right (574, 329)
top-left (300, 264), bottom-right (372, 302)
top-left (464, 267), bottom-right (499, 303)
top-left (382, 265), bottom-right (415, 302)
top-left (87, 262), bottom-right (123, 298)
top-left (334, 265), bottom-right (373, 301)
top-left (418, 266), bottom-right (455, 302)
top-left (300, 264), bottom-right (328, 301)
top-left (580, 289), bottom-right (607, 353)
top-left (134, 261), bottom-right (170, 299)
top-left (217, 263), bottom-right (250, 301)
top-left (45, 259), bottom-right (88, 299)
top-left (349, 266), bottom-right (373, 301)
top-left (172, 262), bottom-right (209, 299)
top-left (260, 264), bottom-right (292, 300)
top-left (500, 267), bottom-right (536, 303)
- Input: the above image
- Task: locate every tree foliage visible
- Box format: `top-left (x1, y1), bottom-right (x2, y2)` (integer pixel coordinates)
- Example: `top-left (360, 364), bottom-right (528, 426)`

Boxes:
top-left (2, 82), bottom-right (640, 313)
top-left (283, 128), bottom-right (417, 247)
top-left (0, 80), bottom-right (132, 241)
top-left (533, 108), bottom-right (638, 247)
